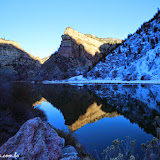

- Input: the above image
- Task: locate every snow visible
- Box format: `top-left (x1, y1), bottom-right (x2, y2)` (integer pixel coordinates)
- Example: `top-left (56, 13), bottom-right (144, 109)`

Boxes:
top-left (43, 77), bottom-right (160, 84)
top-left (43, 12), bottom-right (160, 85)
top-left (86, 83), bottom-right (160, 112)
top-left (87, 12), bottom-right (160, 81)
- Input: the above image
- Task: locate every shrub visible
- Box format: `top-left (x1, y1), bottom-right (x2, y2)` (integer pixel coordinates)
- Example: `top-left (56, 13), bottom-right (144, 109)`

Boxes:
top-left (140, 75), bottom-right (151, 80)
top-left (142, 37), bottom-right (145, 42)
top-left (101, 116), bottom-right (160, 160)
top-left (154, 26), bottom-right (158, 33)
top-left (95, 71), bottom-right (101, 78)
top-left (128, 45), bottom-right (131, 54)
top-left (134, 53), bottom-right (137, 59)
top-left (52, 128), bottom-right (93, 159)
top-left (118, 47), bottom-right (121, 54)
top-left (138, 48), bottom-right (141, 54)
top-left (102, 137), bottom-right (136, 160)
top-left (151, 39), bottom-right (155, 49)
top-left (112, 70), bottom-right (118, 78)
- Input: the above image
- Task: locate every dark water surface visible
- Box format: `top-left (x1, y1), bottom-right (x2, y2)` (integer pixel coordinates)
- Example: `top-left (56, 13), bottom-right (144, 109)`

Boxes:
top-left (0, 83), bottom-right (160, 159)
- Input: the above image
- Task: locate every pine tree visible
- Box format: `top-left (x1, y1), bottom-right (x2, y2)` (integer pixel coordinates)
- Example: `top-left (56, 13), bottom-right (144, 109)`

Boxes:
top-left (128, 45), bottom-right (131, 54)
top-left (155, 37), bottom-right (158, 44)
top-left (118, 47), bottom-right (121, 54)
top-left (134, 53), bottom-right (137, 59)
top-left (138, 48), bottom-right (141, 54)
top-left (142, 37), bottom-right (145, 42)
top-left (151, 39), bottom-right (155, 49)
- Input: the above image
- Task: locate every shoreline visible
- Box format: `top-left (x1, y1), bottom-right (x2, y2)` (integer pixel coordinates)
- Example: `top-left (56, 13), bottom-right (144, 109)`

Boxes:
top-left (42, 80), bottom-right (160, 85)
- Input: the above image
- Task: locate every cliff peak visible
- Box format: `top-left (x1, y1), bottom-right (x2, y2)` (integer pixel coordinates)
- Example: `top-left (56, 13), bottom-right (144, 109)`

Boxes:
top-left (0, 38), bottom-right (22, 50)
top-left (40, 28), bottom-right (122, 80)
top-left (0, 38), bottom-right (42, 80)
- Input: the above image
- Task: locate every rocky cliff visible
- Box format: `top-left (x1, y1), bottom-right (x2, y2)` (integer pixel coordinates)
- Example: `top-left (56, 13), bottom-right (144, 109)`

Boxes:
top-left (59, 27), bottom-right (120, 61)
top-left (40, 27), bottom-right (122, 80)
top-left (0, 38), bottom-right (41, 80)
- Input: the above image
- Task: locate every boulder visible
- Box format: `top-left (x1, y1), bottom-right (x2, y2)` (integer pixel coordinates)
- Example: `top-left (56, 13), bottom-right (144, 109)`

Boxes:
top-left (0, 117), bottom-right (64, 160)
top-left (61, 145), bottom-right (79, 160)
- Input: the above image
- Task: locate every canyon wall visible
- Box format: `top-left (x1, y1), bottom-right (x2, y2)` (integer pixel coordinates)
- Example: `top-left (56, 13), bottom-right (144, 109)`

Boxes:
top-left (0, 39), bottom-right (41, 80)
top-left (40, 27), bottom-right (122, 80)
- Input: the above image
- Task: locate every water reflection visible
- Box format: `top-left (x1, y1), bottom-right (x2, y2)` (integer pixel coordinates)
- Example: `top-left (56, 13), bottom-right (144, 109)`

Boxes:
top-left (33, 83), bottom-right (160, 158)
top-left (35, 101), bottom-right (68, 130)
top-left (88, 84), bottom-right (160, 136)
top-left (68, 102), bottom-right (120, 132)
top-left (36, 84), bottom-right (103, 125)
top-left (0, 83), bottom-right (160, 159)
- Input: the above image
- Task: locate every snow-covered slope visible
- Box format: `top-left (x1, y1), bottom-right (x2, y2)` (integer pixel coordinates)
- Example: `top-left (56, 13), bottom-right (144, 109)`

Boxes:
top-left (87, 11), bottom-right (160, 81)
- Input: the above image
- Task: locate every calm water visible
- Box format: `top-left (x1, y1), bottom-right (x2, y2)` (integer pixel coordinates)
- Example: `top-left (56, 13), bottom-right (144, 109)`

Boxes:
top-left (0, 83), bottom-right (160, 159)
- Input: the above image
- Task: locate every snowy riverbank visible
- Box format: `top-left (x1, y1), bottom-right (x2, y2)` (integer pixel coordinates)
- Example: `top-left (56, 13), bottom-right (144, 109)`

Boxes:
top-left (42, 75), bottom-right (160, 85)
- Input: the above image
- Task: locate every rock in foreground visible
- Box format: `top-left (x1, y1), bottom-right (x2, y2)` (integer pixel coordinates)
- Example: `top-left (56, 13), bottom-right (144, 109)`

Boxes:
top-left (0, 117), bottom-right (79, 160)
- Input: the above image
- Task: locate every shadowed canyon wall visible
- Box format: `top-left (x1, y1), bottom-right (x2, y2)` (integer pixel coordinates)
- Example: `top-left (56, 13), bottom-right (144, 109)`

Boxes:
top-left (0, 39), bottom-right (41, 80)
top-left (40, 27), bottom-right (122, 80)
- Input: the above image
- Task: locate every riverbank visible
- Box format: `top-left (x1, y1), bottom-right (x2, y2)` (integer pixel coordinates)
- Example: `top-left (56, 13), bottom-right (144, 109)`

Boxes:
top-left (42, 75), bottom-right (160, 85)
top-left (0, 117), bottom-right (93, 160)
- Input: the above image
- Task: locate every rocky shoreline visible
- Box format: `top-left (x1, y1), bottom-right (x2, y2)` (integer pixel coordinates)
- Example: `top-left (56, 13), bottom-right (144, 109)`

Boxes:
top-left (0, 117), bottom-right (92, 160)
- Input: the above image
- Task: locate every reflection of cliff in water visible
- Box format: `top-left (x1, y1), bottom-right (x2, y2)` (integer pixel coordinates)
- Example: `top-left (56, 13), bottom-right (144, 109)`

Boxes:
top-left (88, 84), bottom-right (160, 136)
top-left (1, 83), bottom-right (160, 146)
top-left (68, 102), bottom-right (120, 132)
top-left (36, 84), bottom-right (104, 125)
top-left (36, 84), bottom-right (160, 136)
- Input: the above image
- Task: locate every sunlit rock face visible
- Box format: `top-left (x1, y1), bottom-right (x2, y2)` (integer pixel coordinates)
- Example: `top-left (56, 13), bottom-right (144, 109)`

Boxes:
top-left (0, 38), bottom-right (23, 50)
top-left (59, 28), bottom-right (101, 59)
top-left (40, 27), bottom-right (122, 80)
top-left (0, 38), bottom-right (41, 80)
top-left (59, 27), bottom-right (122, 64)
top-left (63, 27), bottom-right (122, 56)
top-left (68, 102), bottom-right (119, 132)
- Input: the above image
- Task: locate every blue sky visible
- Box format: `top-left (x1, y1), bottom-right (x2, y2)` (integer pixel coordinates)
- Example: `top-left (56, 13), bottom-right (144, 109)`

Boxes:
top-left (1, 0), bottom-right (160, 58)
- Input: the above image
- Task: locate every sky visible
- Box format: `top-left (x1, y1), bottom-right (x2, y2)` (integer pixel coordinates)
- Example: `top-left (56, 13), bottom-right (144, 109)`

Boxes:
top-left (1, 0), bottom-right (160, 58)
